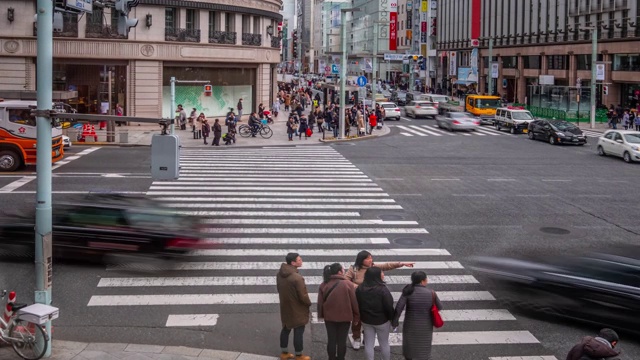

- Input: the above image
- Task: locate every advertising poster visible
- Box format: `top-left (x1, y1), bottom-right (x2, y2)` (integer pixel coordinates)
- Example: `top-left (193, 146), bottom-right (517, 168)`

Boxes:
top-left (390, 12), bottom-right (397, 50)
top-left (162, 85), bottom-right (252, 118)
top-left (449, 51), bottom-right (457, 76)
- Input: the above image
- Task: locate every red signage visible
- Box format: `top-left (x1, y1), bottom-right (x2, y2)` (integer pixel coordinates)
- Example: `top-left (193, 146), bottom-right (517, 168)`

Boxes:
top-left (389, 12), bottom-right (398, 50)
top-left (471, 0), bottom-right (481, 39)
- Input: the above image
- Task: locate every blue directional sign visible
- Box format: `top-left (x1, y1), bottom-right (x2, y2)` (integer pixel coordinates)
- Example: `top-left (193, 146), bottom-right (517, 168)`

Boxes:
top-left (356, 76), bottom-right (368, 87)
top-left (331, 64), bottom-right (340, 74)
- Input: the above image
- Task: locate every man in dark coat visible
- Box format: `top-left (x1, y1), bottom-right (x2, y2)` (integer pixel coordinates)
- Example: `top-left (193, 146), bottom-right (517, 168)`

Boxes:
top-left (212, 119), bottom-right (222, 146)
top-left (566, 328), bottom-right (621, 360)
top-left (277, 253), bottom-right (312, 360)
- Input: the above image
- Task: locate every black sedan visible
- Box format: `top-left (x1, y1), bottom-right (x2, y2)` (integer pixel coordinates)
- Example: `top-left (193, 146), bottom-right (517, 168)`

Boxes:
top-left (528, 119), bottom-right (587, 145)
top-left (0, 194), bottom-right (210, 262)
top-left (469, 249), bottom-right (640, 334)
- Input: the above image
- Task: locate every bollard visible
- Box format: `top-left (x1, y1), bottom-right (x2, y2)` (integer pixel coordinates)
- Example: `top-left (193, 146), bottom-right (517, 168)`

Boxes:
top-left (119, 129), bottom-right (129, 143)
top-left (2, 291), bottom-right (16, 329)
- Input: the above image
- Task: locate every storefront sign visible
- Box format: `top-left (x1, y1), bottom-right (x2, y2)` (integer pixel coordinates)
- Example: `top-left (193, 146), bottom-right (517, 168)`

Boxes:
top-left (384, 54), bottom-right (405, 61)
top-left (448, 51), bottom-right (457, 76)
top-left (421, 0), bottom-right (428, 12)
top-left (407, 11), bottom-right (412, 28)
top-left (390, 13), bottom-right (397, 50)
top-left (596, 64), bottom-right (605, 81)
top-left (491, 62), bottom-right (499, 79)
top-left (421, 21), bottom-right (427, 42)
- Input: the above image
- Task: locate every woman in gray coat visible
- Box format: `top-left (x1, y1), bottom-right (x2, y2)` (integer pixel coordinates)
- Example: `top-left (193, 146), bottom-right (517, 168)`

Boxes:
top-left (392, 271), bottom-right (442, 360)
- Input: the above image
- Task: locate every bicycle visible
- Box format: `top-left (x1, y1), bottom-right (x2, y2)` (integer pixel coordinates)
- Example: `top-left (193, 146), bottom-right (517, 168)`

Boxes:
top-left (0, 290), bottom-right (58, 360)
top-left (238, 123), bottom-right (273, 139)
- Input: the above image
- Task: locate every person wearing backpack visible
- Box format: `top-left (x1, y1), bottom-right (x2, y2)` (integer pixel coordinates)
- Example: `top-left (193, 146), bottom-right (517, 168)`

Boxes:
top-left (318, 263), bottom-right (360, 360)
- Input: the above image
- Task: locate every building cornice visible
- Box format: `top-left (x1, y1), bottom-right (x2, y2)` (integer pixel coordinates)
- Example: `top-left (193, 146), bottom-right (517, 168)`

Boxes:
top-left (139, 0), bottom-right (283, 21)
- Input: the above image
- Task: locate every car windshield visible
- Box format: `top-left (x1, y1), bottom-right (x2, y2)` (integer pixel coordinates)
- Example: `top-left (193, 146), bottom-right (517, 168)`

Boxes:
top-left (431, 95), bottom-right (450, 103)
top-left (624, 133), bottom-right (640, 143)
top-left (127, 209), bottom-right (197, 232)
top-left (474, 99), bottom-right (502, 109)
top-left (512, 112), bottom-right (534, 120)
top-left (550, 121), bottom-right (577, 131)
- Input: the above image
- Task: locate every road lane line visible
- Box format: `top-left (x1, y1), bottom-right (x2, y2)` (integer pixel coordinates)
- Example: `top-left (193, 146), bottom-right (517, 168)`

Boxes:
top-left (487, 178), bottom-right (516, 182)
top-left (174, 178), bottom-right (372, 182)
top-left (407, 125), bottom-right (443, 136)
top-left (489, 357), bottom-right (558, 360)
top-left (198, 237), bottom-right (390, 244)
top-left (97, 275), bottom-right (475, 287)
top-left (188, 248), bottom-right (440, 256)
top-left (155, 204), bottom-right (402, 210)
top-left (179, 170), bottom-right (365, 174)
top-left (148, 186), bottom-right (384, 191)
top-left (88, 291), bottom-right (494, 306)
top-left (146, 192), bottom-right (390, 197)
top-left (311, 309), bottom-right (515, 323)
top-left (427, 125), bottom-right (457, 136)
top-left (174, 211), bottom-right (362, 217)
top-left (106, 261), bottom-right (462, 271)
top-left (430, 178), bottom-right (460, 181)
top-left (201, 219), bottom-right (416, 225)
top-left (155, 182), bottom-right (379, 187)
top-left (0, 176), bottom-right (36, 193)
top-left (475, 127), bottom-right (503, 136)
top-left (165, 314), bottom-right (219, 327)
top-left (541, 179), bottom-right (572, 182)
top-left (196, 227), bottom-right (427, 234)
top-left (400, 133), bottom-right (413, 136)
top-left (388, 331), bottom-right (540, 346)
top-left (158, 198), bottom-right (391, 203)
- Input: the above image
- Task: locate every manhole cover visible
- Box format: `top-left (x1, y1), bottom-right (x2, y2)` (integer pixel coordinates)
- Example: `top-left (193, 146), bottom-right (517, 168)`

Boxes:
top-left (540, 227), bottom-right (571, 235)
top-left (379, 214), bottom-right (405, 220)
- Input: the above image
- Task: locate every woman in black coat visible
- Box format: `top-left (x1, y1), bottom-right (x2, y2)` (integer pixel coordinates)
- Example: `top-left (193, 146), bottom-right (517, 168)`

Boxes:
top-left (356, 267), bottom-right (394, 360)
top-left (298, 115), bottom-right (309, 140)
top-left (212, 119), bottom-right (222, 146)
top-left (201, 119), bottom-right (210, 145)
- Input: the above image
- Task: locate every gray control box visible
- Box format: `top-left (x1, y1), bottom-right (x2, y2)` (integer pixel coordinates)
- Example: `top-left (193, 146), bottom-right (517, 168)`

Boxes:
top-left (151, 134), bottom-right (180, 180)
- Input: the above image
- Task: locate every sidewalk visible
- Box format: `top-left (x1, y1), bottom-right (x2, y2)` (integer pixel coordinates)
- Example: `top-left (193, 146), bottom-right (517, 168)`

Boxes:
top-left (0, 341), bottom-right (276, 360)
top-left (64, 108), bottom-right (390, 148)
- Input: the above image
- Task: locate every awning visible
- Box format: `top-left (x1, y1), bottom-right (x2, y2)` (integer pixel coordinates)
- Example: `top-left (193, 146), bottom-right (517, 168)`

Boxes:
top-left (454, 80), bottom-right (476, 85)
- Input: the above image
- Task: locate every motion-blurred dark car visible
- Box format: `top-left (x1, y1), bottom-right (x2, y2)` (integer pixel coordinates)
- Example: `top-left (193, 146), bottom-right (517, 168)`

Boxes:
top-left (0, 194), bottom-right (208, 262)
top-left (469, 249), bottom-right (640, 333)
top-left (527, 119), bottom-right (587, 145)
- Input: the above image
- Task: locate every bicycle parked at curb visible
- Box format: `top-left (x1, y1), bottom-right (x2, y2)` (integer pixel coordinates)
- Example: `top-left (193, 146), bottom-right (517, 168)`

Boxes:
top-left (0, 290), bottom-right (59, 360)
top-left (238, 123), bottom-right (273, 139)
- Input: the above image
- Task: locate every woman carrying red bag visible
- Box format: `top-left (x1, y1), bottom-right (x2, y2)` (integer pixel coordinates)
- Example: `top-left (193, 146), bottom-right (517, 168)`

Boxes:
top-left (392, 271), bottom-right (443, 360)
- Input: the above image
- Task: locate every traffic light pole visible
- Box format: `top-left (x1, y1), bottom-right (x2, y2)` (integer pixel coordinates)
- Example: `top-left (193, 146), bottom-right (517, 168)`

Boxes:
top-left (339, 10), bottom-right (347, 139)
top-left (590, 27), bottom-right (597, 129)
top-left (35, 0), bottom-right (54, 356)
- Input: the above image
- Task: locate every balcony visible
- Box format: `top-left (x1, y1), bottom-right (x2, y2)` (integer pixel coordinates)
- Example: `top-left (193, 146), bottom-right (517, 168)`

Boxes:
top-left (242, 33), bottom-right (262, 46)
top-left (34, 21), bottom-right (78, 37)
top-left (165, 28), bottom-right (201, 43)
top-left (85, 23), bottom-right (126, 39)
top-left (209, 30), bottom-right (236, 44)
top-left (270, 36), bottom-right (282, 48)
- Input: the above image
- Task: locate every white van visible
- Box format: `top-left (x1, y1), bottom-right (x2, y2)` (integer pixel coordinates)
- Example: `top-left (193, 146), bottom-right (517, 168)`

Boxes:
top-left (494, 107), bottom-right (536, 134)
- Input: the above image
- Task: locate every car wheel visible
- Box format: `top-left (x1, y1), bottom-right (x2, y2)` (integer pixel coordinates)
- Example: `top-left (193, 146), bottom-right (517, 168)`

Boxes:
top-left (549, 136), bottom-right (556, 145)
top-left (510, 127), bottom-right (516, 134)
top-left (0, 150), bottom-right (21, 172)
top-left (597, 145), bottom-right (606, 156)
top-left (623, 151), bottom-right (632, 163)
top-left (495, 123), bottom-right (501, 131)
top-left (396, 117), bottom-right (400, 121)
top-left (528, 131), bottom-right (535, 140)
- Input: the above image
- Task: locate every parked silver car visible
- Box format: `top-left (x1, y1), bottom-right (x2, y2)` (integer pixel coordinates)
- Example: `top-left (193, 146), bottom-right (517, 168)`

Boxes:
top-left (435, 112), bottom-right (480, 131)
top-left (378, 102), bottom-right (401, 121)
top-left (405, 101), bottom-right (438, 118)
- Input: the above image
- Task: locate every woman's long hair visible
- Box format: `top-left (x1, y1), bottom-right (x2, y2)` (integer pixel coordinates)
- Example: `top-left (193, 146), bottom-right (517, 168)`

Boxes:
top-left (322, 263), bottom-right (344, 283)
top-left (353, 250), bottom-right (372, 270)
top-left (361, 267), bottom-right (386, 288)
top-left (401, 271), bottom-right (427, 296)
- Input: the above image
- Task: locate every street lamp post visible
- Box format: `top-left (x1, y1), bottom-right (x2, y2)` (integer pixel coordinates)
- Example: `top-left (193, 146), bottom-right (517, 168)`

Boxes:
top-left (590, 27), bottom-right (598, 129)
top-left (339, 7), bottom-right (360, 139)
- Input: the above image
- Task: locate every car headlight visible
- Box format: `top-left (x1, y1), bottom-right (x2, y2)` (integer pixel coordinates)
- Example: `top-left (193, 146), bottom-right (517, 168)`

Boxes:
top-left (632, 145), bottom-right (640, 151)
top-left (556, 132), bottom-right (565, 137)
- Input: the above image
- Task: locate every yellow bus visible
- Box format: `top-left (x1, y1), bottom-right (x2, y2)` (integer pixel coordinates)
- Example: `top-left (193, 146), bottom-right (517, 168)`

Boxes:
top-left (464, 95), bottom-right (502, 123)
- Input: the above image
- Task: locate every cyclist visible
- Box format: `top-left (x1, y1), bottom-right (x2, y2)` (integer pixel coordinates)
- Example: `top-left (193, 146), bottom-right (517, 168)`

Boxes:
top-left (248, 112), bottom-right (261, 137)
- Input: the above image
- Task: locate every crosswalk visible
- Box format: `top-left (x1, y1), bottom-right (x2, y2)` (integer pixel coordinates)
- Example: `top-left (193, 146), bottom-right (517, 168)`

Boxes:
top-left (390, 124), bottom-right (603, 138)
top-left (87, 146), bottom-right (556, 360)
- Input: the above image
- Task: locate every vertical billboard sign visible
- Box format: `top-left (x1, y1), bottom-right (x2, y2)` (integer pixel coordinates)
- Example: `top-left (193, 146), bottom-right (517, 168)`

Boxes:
top-left (420, 0), bottom-right (428, 43)
top-left (449, 51), bottom-right (457, 76)
top-left (390, 0), bottom-right (398, 50)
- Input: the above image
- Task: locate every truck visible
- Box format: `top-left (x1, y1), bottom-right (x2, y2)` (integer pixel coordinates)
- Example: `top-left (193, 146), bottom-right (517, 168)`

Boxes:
top-left (464, 95), bottom-right (503, 125)
top-left (0, 99), bottom-right (64, 172)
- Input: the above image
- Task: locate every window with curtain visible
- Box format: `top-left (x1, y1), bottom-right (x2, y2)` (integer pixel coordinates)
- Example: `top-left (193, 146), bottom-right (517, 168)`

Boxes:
top-left (253, 17), bottom-right (260, 34)
top-left (225, 13), bottom-right (235, 32)
top-left (242, 15), bottom-right (250, 33)
top-left (209, 11), bottom-right (218, 34)
top-left (186, 9), bottom-right (198, 30)
top-left (165, 8), bottom-right (177, 29)
top-left (547, 55), bottom-right (568, 70)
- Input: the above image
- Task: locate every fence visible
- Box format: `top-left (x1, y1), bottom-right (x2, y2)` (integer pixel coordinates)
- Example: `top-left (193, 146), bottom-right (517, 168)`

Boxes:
top-left (527, 106), bottom-right (608, 123)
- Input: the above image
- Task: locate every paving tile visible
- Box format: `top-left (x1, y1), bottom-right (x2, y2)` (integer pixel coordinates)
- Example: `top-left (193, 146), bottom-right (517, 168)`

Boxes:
top-left (162, 346), bottom-right (203, 357)
top-left (125, 344), bottom-right (165, 354)
top-left (75, 350), bottom-right (120, 360)
top-left (198, 349), bottom-right (240, 360)
top-left (53, 340), bottom-right (89, 352)
top-left (86, 343), bottom-right (128, 352)
top-left (236, 354), bottom-right (278, 360)
top-left (122, 354), bottom-right (156, 360)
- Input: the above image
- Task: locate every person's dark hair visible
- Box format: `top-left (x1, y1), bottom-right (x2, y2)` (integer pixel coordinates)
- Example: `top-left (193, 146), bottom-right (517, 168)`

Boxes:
top-left (401, 271), bottom-right (427, 297)
top-left (285, 252), bottom-right (300, 265)
top-left (361, 267), bottom-right (385, 288)
top-left (322, 263), bottom-right (343, 283)
top-left (598, 328), bottom-right (619, 344)
top-left (353, 250), bottom-right (372, 270)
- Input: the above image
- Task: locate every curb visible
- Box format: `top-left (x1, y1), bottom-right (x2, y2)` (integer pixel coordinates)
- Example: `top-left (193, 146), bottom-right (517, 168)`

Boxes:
top-left (70, 142), bottom-right (149, 147)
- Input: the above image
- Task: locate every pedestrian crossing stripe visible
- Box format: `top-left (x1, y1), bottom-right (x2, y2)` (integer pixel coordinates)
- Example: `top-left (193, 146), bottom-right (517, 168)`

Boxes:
top-left (392, 124), bottom-right (508, 137)
top-left (489, 357), bottom-right (558, 360)
top-left (310, 309), bottom-right (516, 323)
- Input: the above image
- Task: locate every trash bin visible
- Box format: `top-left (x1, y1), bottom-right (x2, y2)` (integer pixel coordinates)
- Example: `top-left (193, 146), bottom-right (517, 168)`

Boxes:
top-left (119, 129), bottom-right (129, 143)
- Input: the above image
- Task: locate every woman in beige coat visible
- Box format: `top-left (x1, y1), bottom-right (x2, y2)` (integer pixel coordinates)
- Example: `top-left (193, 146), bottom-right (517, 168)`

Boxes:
top-left (356, 109), bottom-right (365, 136)
top-left (345, 250), bottom-right (414, 350)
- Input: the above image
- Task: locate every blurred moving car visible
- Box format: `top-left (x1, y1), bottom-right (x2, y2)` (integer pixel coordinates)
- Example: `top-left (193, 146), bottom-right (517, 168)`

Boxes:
top-left (423, 94), bottom-right (451, 112)
top-left (435, 112), bottom-right (480, 132)
top-left (390, 91), bottom-right (407, 106)
top-left (469, 249), bottom-right (640, 334)
top-left (62, 134), bottom-right (71, 148)
top-left (0, 194), bottom-right (209, 262)
top-left (596, 130), bottom-right (640, 163)
top-left (404, 101), bottom-right (438, 119)
top-left (378, 102), bottom-right (401, 121)
top-left (528, 120), bottom-right (587, 145)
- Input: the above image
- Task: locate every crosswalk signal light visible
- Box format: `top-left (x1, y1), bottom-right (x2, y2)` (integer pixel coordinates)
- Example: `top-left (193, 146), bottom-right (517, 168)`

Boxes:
top-left (203, 84), bottom-right (213, 97)
top-left (115, 0), bottom-right (139, 36)
top-left (603, 85), bottom-right (609, 95)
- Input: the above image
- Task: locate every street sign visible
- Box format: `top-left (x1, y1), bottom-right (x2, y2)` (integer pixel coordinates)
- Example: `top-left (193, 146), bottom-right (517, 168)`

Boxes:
top-left (325, 66), bottom-right (330, 72)
top-left (596, 64), bottom-right (605, 81)
top-left (331, 64), bottom-right (339, 74)
top-left (66, 0), bottom-right (93, 13)
top-left (356, 76), bottom-right (368, 87)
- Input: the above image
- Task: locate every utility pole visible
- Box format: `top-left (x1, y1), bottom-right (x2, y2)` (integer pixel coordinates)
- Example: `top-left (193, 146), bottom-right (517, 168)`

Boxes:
top-left (339, 9), bottom-right (347, 139)
top-left (488, 38), bottom-right (493, 95)
top-left (372, 23), bottom-right (379, 112)
top-left (590, 27), bottom-right (597, 129)
top-left (35, 0), bottom-right (54, 355)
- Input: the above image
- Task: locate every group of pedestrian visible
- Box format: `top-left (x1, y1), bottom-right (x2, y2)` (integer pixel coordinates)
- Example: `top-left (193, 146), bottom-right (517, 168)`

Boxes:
top-left (607, 104), bottom-right (640, 130)
top-left (277, 251), bottom-right (442, 360)
top-left (200, 118), bottom-right (222, 146)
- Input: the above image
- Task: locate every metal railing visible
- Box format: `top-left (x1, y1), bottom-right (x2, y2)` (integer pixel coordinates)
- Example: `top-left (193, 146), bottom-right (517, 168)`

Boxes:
top-left (270, 36), bottom-right (282, 48)
top-left (209, 30), bottom-right (236, 44)
top-left (527, 106), bottom-right (608, 123)
top-left (34, 22), bottom-right (78, 37)
top-left (85, 23), bottom-right (127, 39)
top-left (242, 33), bottom-right (262, 46)
top-left (165, 28), bottom-right (201, 43)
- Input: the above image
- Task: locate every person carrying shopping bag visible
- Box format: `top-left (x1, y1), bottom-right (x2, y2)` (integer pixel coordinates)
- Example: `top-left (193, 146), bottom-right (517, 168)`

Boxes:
top-left (356, 267), bottom-right (394, 360)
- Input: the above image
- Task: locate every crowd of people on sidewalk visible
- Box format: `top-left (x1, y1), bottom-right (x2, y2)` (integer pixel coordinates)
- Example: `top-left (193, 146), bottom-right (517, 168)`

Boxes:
top-left (606, 103), bottom-right (640, 131)
top-left (277, 251), bottom-right (625, 360)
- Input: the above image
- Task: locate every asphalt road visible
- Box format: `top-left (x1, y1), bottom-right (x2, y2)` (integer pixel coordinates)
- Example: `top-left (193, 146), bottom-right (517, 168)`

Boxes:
top-left (1, 123), bottom-right (639, 360)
